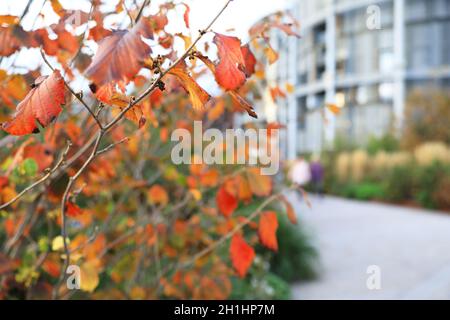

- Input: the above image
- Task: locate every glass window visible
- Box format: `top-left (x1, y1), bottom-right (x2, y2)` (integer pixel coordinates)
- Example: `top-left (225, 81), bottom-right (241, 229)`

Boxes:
top-left (406, 0), bottom-right (428, 22)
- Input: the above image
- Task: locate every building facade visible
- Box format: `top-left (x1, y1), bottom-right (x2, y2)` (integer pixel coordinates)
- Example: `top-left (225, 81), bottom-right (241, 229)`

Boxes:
top-left (267, 0), bottom-right (450, 159)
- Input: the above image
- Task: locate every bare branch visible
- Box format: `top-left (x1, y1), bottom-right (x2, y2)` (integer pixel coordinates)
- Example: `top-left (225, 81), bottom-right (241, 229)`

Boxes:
top-left (96, 137), bottom-right (129, 155)
top-left (135, 0), bottom-right (150, 24)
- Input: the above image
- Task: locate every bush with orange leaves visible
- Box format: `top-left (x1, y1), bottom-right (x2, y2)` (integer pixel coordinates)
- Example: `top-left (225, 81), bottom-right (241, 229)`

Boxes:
top-left (0, 1), bottom-right (303, 299)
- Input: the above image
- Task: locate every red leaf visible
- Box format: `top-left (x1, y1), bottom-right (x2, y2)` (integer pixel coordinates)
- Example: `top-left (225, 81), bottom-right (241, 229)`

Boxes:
top-left (213, 33), bottom-right (247, 91)
top-left (2, 70), bottom-right (65, 136)
top-left (66, 201), bottom-right (83, 217)
top-left (241, 44), bottom-right (256, 77)
top-left (258, 211), bottom-right (278, 251)
top-left (216, 185), bottom-right (238, 218)
top-left (85, 18), bottom-right (153, 87)
top-left (230, 234), bottom-right (255, 278)
top-left (0, 25), bottom-right (32, 57)
top-left (182, 3), bottom-right (190, 28)
top-left (194, 53), bottom-right (257, 118)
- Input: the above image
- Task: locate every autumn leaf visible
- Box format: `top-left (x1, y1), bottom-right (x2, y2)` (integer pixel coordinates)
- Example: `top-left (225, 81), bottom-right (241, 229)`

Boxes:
top-left (148, 184), bottom-right (169, 207)
top-left (80, 261), bottom-right (100, 292)
top-left (216, 185), bottom-right (238, 218)
top-left (241, 44), bottom-right (256, 77)
top-left (66, 201), bottom-right (83, 218)
top-left (246, 168), bottom-right (272, 197)
top-left (229, 234), bottom-right (254, 278)
top-left (182, 3), bottom-right (190, 28)
top-left (85, 17), bottom-right (154, 87)
top-left (2, 70), bottom-right (65, 136)
top-left (0, 15), bottom-right (19, 25)
top-left (50, 0), bottom-right (65, 17)
top-left (258, 211), bottom-right (278, 251)
top-left (264, 44), bottom-right (279, 65)
top-left (326, 103), bottom-right (341, 115)
top-left (168, 62), bottom-right (210, 110)
top-left (0, 25), bottom-right (33, 57)
top-left (195, 52), bottom-right (257, 118)
top-left (229, 91), bottom-right (257, 119)
top-left (93, 83), bottom-right (146, 128)
top-left (213, 33), bottom-right (247, 91)
top-left (280, 195), bottom-right (297, 225)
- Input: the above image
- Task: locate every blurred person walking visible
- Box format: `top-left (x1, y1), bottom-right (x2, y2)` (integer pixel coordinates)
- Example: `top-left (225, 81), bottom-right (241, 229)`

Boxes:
top-left (289, 156), bottom-right (311, 187)
top-left (310, 154), bottom-right (324, 196)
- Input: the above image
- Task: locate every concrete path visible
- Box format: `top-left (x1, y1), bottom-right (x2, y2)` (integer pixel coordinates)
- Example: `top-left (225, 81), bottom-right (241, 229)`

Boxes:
top-left (288, 193), bottom-right (450, 300)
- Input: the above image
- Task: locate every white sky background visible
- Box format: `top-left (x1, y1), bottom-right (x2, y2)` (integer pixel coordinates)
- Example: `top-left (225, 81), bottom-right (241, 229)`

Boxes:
top-left (0, 0), bottom-right (292, 93)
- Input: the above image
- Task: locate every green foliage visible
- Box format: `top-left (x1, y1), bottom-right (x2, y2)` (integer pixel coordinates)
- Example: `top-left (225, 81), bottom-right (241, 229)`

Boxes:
top-left (230, 272), bottom-right (291, 300)
top-left (367, 134), bottom-right (399, 155)
top-left (414, 162), bottom-right (450, 209)
top-left (383, 165), bottom-right (414, 202)
top-left (269, 216), bottom-right (318, 283)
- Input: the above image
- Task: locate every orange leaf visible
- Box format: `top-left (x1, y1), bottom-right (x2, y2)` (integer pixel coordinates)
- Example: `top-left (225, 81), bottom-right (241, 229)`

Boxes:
top-left (213, 33), bottom-right (247, 91)
top-left (280, 195), bottom-right (297, 225)
top-left (2, 70), bottom-right (65, 135)
top-left (258, 211), bottom-right (278, 251)
top-left (85, 18), bottom-right (153, 87)
top-left (216, 185), bottom-right (238, 218)
top-left (230, 234), bottom-right (254, 278)
top-left (168, 62), bottom-right (210, 110)
top-left (326, 103), bottom-right (341, 115)
top-left (241, 44), bottom-right (256, 77)
top-left (148, 185), bottom-right (169, 207)
top-left (246, 168), bottom-right (272, 197)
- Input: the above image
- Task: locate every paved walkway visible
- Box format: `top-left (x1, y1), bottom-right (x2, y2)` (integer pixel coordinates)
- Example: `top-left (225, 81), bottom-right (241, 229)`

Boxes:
top-left (288, 193), bottom-right (450, 299)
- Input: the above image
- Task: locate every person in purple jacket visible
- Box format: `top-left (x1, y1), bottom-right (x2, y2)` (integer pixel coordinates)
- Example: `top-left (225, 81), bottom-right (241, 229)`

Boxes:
top-left (310, 154), bottom-right (324, 196)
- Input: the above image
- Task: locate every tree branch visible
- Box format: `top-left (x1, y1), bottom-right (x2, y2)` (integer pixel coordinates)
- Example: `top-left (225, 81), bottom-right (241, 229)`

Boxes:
top-left (0, 141), bottom-right (72, 210)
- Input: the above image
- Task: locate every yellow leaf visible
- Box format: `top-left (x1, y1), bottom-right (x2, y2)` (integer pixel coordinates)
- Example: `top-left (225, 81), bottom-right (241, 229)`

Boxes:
top-left (80, 261), bottom-right (99, 292)
top-left (285, 83), bottom-right (294, 94)
top-left (264, 46), bottom-right (279, 65)
top-left (189, 189), bottom-right (202, 201)
top-left (52, 236), bottom-right (70, 251)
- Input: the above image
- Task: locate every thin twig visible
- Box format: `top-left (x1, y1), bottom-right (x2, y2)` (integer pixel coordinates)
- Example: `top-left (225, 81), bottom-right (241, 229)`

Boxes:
top-left (0, 141), bottom-right (72, 210)
top-left (96, 137), bottom-right (129, 155)
top-left (135, 0), bottom-right (150, 24)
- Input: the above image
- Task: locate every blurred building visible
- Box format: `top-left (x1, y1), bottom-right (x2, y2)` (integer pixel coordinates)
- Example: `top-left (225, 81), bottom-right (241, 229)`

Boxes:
top-left (265, 0), bottom-right (450, 158)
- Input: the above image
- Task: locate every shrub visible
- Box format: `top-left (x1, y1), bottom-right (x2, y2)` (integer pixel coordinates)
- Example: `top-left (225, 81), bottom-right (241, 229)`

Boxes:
top-left (353, 183), bottom-right (385, 201)
top-left (367, 134), bottom-right (399, 156)
top-left (383, 165), bottom-right (414, 202)
top-left (402, 90), bottom-right (450, 149)
top-left (336, 152), bottom-right (350, 182)
top-left (414, 162), bottom-right (450, 209)
top-left (350, 150), bottom-right (369, 182)
top-left (269, 216), bottom-right (318, 283)
top-left (414, 142), bottom-right (450, 166)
